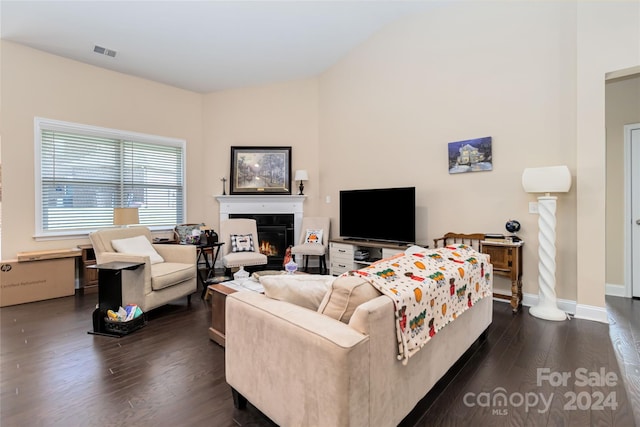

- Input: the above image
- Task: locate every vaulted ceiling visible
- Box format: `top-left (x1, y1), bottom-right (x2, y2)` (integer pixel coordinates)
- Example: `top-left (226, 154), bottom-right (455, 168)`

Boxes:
top-left (1, 1), bottom-right (434, 93)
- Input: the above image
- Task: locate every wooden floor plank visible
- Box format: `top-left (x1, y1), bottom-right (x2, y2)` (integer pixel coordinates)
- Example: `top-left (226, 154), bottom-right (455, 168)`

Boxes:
top-left (1, 293), bottom-right (638, 426)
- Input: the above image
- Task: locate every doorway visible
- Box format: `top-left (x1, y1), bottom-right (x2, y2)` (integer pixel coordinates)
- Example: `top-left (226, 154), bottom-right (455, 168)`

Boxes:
top-left (606, 70), bottom-right (640, 299)
top-left (627, 123), bottom-right (640, 298)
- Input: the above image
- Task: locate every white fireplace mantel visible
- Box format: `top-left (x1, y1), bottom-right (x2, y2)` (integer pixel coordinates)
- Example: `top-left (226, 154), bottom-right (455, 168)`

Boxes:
top-left (216, 195), bottom-right (306, 244)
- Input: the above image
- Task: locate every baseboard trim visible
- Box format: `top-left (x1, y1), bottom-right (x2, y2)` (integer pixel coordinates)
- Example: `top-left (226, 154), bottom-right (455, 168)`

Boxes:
top-left (522, 292), bottom-right (576, 315)
top-left (605, 282), bottom-right (627, 297)
top-left (520, 292), bottom-right (608, 324)
top-left (574, 304), bottom-right (609, 324)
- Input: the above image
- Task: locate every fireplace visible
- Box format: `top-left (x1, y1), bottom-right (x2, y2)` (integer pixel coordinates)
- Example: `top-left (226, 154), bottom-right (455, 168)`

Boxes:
top-left (229, 213), bottom-right (294, 269)
top-left (216, 195), bottom-right (306, 269)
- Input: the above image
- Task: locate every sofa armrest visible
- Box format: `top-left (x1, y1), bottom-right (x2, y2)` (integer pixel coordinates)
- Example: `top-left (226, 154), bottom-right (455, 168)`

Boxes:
top-left (225, 291), bottom-right (371, 427)
top-left (153, 243), bottom-right (196, 264)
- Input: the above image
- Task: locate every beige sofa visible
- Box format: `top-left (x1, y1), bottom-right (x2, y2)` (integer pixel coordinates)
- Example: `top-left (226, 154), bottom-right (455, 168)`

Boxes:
top-left (89, 227), bottom-right (197, 312)
top-left (225, 276), bottom-right (493, 427)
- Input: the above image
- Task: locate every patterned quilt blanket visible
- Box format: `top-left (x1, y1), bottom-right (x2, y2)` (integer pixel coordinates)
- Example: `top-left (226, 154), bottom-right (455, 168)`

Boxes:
top-left (345, 245), bottom-right (492, 364)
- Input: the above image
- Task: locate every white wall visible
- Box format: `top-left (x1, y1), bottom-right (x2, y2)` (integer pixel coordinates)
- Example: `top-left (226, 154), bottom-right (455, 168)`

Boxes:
top-left (1, 2), bottom-right (638, 317)
top-left (575, 1), bottom-right (640, 315)
top-left (0, 41), bottom-right (204, 259)
top-left (318, 1), bottom-right (579, 300)
top-left (202, 79), bottom-right (321, 231)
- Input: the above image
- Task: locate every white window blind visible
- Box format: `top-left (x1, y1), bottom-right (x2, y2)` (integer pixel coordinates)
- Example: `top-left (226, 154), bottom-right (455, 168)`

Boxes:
top-left (35, 118), bottom-right (185, 237)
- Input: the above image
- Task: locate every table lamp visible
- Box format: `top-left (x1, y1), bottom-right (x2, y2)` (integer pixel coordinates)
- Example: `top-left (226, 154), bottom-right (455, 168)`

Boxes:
top-left (294, 170), bottom-right (308, 195)
top-left (522, 165), bottom-right (572, 321)
top-left (113, 207), bottom-right (139, 227)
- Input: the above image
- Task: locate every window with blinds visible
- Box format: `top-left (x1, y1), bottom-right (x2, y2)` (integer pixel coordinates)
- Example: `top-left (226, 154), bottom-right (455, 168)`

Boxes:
top-left (35, 118), bottom-right (185, 237)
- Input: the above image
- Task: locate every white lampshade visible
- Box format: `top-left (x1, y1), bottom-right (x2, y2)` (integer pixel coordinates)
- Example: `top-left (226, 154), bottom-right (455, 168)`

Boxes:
top-left (522, 165), bottom-right (572, 193)
top-left (113, 207), bottom-right (139, 226)
top-left (294, 170), bottom-right (309, 181)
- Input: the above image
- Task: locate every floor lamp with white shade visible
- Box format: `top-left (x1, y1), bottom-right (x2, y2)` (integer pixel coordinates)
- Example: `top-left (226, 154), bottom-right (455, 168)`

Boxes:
top-left (522, 165), bottom-right (572, 321)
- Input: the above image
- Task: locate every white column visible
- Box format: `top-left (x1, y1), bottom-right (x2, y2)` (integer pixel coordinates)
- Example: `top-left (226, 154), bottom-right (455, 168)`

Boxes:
top-left (529, 195), bottom-right (567, 321)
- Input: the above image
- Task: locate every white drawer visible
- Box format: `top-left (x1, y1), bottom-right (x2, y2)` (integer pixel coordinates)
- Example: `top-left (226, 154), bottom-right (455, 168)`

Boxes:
top-left (330, 242), bottom-right (354, 256)
top-left (330, 261), bottom-right (354, 276)
top-left (330, 251), bottom-right (353, 264)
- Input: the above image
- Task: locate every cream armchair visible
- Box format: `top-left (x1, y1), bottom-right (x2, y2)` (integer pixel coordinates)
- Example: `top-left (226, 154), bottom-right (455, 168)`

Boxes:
top-left (290, 217), bottom-right (330, 274)
top-left (89, 227), bottom-right (197, 312)
top-left (219, 219), bottom-right (268, 271)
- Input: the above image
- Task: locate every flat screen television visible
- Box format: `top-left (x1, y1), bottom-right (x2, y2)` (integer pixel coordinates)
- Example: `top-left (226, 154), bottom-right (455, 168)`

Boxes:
top-left (339, 187), bottom-right (416, 245)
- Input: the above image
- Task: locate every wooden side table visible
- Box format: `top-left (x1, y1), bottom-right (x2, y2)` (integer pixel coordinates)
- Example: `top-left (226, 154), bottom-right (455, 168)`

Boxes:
top-left (480, 240), bottom-right (524, 313)
top-left (196, 242), bottom-right (224, 298)
top-left (78, 244), bottom-right (98, 295)
top-left (208, 283), bottom-right (237, 347)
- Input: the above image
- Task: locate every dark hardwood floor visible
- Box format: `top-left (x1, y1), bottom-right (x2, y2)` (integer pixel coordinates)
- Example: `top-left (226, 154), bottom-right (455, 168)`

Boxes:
top-left (607, 296), bottom-right (640, 425)
top-left (1, 288), bottom-right (638, 427)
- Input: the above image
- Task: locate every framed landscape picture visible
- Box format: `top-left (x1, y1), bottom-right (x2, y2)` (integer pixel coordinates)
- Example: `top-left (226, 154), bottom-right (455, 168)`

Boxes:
top-left (230, 146), bottom-right (292, 195)
top-left (448, 136), bottom-right (493, 174)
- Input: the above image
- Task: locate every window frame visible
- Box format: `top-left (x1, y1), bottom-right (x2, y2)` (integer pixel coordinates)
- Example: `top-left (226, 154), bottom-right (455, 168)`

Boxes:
top-left (34, 117), bottom-right (187, 239)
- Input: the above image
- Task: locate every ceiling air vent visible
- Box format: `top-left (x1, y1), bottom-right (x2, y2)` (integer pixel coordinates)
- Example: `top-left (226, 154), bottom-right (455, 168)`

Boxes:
top-left (93, 45), bottom-right (117, 58)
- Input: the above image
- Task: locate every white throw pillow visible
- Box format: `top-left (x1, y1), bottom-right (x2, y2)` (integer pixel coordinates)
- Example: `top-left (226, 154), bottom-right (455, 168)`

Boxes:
top-left (304, 229), bottom-right (324, 244)
top-left (231, 234), bottom-right (255, 252)
top-left (260, 274), bottom-right (335, 310)
top-left (111, 235), bottom-right (165, 264)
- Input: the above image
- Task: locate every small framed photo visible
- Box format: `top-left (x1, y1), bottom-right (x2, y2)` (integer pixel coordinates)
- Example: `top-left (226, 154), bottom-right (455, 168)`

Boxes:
top-left (448, 136), bottom-right (493, 174)
top-left (230, 146), bottom-right (292, 195)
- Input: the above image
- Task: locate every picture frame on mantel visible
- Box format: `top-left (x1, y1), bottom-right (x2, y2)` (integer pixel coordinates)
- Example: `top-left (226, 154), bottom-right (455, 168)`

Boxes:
top-left (230, 146), bottom-right (292, 195)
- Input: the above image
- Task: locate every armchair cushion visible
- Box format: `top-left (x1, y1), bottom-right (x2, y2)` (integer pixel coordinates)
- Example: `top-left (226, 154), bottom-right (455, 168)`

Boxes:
top-left (111, 235), bottom-right (164, 264)
top-left (223, 251), bottom-right (268, 268)
top-left (318, 275), bottom-right (382, 323)
top-left (291, 243), bottom-right (326, 256)
top-left (151, 262), bottom-right (196, 291)
top-left (260, 274), bottom-right (335, 310)
top-left (231, 234), bottom-right (255, 252)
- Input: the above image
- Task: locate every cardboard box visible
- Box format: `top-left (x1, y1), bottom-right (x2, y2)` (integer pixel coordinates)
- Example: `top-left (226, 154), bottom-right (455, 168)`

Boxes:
top-left (0, 258), bottom-right (76, 307)
top-left (17, 248), bottom-right (81, 262)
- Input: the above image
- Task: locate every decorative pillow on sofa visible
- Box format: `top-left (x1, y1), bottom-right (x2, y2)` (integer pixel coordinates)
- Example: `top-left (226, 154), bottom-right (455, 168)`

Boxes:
top-left (111, 235), bottom-right (165, 264)
top-left (317, 275), bottom-right (382, 323)
top-left (174, 223), bottom-right (204, 244)
top-left (304, 229), bottom-right (324, 244)
top-left (231, 234), bottom-right (254, 252)
top-left (260, 275), bottom-right (335, 311)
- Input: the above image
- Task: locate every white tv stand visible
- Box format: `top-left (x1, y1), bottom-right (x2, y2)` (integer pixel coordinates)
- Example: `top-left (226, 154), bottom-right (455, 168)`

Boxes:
top-left (329, 238), bottom-right (412, 276)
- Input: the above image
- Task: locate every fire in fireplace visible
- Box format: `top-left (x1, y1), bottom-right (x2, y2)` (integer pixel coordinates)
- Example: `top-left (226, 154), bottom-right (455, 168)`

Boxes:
top-left (259, 240), bottom-right (279, 257)
top-left (229, 213), bottom-right (294, 269)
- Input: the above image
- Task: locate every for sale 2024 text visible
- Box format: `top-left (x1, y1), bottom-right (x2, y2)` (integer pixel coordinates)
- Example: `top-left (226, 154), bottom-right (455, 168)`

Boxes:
top-left (463, 367), bottom-right (619, 415)
top-left (538, 367), bottom-right (618, 411)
